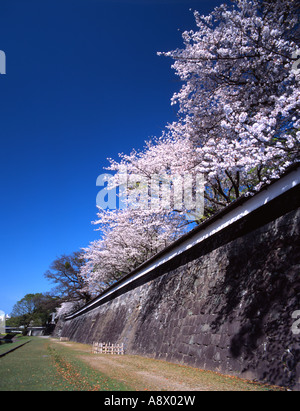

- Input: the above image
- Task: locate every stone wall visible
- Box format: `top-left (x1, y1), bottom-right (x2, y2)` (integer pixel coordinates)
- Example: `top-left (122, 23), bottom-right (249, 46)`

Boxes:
top-left (60, 185), bottom-right (300, 390)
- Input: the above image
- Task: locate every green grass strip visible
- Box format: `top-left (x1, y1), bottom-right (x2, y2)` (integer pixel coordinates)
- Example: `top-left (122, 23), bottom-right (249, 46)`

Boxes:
top-left (0, 340), bottom-right (31, 358)
top-left (0, 337), bottom-right (31, 355)
top-left (0, 337), bottom-right (132, 391)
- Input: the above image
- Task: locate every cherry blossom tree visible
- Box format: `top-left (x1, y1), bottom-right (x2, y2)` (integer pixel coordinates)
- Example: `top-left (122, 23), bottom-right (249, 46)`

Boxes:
top-left (80, 207), bottom-right (187, 295)
top-left (80, 0), bottom-right (299, 293)
top-left (55, 300), bottom-right (85, 319)
top-left (109, 0), bottom-right (299, 215)
top-left (159, 0), bottom-right (300, 206)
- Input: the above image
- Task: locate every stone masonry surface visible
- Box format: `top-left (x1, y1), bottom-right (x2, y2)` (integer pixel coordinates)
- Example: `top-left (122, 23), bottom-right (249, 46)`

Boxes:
top-left (59, 185), bottom-right (300, 390)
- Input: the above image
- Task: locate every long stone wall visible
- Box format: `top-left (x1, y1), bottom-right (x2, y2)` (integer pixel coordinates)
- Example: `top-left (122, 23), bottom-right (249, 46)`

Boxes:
top-left (60, 180), bottom-right (300, 390)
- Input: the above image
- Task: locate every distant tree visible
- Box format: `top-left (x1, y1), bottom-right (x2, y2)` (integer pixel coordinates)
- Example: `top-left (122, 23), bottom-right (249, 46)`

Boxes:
top-left (9, 293), bottom-right (58, 330)
top-left (44, 251), bottom-right (91, 304)
top-left (10, 294), bottom-right (38, 320)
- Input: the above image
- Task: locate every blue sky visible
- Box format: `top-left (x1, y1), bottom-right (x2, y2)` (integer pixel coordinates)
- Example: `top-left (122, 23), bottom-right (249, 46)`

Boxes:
top-left (0, 0), bottom-right (224, 314)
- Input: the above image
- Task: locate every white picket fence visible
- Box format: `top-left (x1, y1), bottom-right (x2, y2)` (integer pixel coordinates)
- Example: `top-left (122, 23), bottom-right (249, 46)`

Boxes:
top-left (92, 342), bottom-right (124, 355)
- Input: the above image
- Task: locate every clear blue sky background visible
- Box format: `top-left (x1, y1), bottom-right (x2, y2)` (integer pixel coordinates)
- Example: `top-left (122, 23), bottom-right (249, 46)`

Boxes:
top-left (0, 0), bottom-right (224, 315)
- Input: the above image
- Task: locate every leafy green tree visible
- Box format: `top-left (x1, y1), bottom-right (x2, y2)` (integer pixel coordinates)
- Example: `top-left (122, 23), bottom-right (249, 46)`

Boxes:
top-left (9, 293), bottom-right (58, 331)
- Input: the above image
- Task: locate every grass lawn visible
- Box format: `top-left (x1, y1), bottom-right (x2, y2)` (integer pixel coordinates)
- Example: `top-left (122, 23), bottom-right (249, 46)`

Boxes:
top-left (0, 337), bottom-right (131, 391)
top-left (0, 336), bottom-right (31, 356)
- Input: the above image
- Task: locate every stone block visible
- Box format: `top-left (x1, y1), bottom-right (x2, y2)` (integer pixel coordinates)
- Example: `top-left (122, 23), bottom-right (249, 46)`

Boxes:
top-left (204, 345), bottom-right (216, 360)
top-left (218, 333), bottom-right (230, 350)
top-left (211, 333), bottom-right (221, 346)
top-left (187, 344), bottom-right (202, 358)
top-left (202, 333), bottom-right (212, 346)
top-left (227, 321), bottom-right (241, 336)
top-left (177, 343), bottom-right (189, 356)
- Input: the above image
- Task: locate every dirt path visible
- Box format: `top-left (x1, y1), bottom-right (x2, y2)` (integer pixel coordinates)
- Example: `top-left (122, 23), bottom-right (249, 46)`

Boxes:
top-left (53, 340), bottom-right (284, 391)
top-left (80, 354), bottom-right (211, 391)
